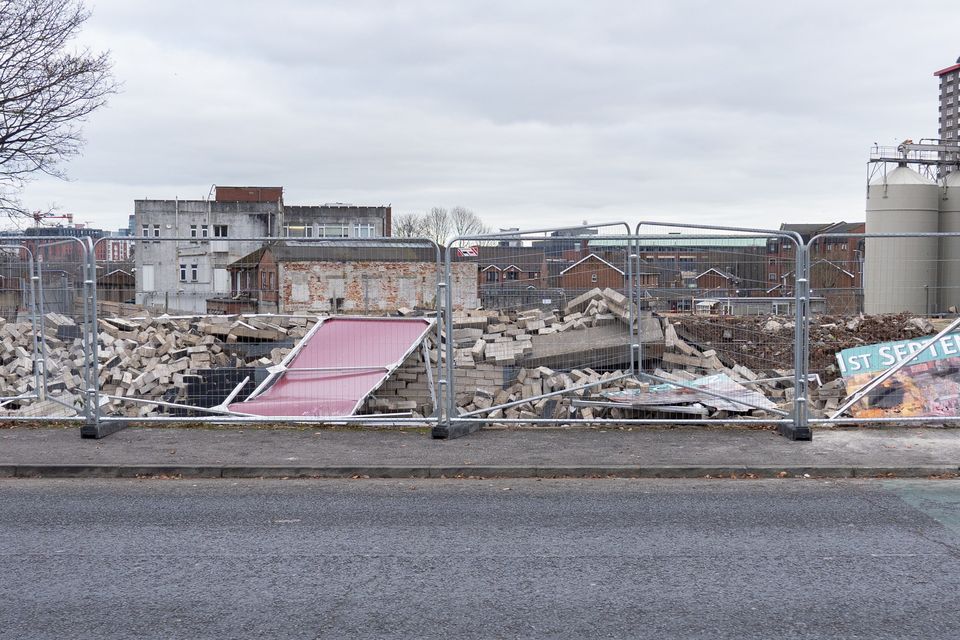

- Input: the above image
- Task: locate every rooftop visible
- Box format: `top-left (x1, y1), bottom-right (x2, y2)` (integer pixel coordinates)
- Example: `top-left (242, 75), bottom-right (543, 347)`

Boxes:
top-left (229, 241), bottom-right (440, 267)
top-left (934, 59), bottom-right (960, 77)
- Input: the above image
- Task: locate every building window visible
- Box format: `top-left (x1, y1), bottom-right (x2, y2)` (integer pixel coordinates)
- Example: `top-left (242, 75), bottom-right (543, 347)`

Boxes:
top-left (353, 223), bottom-right (375, 238)
top-left (190, 225), bottom-right (197, 238)
top-left (179, 264), bottom-right (187, 282)
top-left (261, 271), bottom-right (270, 289)
top-left (485, 271), bottom-right (498, 282)
top-left (505, 270), bottom-right (519, 281)
top-left (201, 225), bottom-right (209, 238)
top-left (141, 225), bottom-right (149, 237)
top-left (285, 225), bottom-right (314, 238)
top-left (214, 225), bottom-right (228, 238)
top-left (591, 273), bottom-right (598, 283)
top-left (152, 225), bottom-right (160, 238)
top-left (768, 272), bottom-right (777, 282)
top-left (528, 271), bottom-right (538, 279)
top-left (190, 264), bottom-right (198, 282)
top-left (319, 224), bottom-right (348, 238)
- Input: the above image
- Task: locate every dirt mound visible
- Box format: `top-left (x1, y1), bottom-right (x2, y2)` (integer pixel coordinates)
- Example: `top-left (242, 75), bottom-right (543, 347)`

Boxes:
top-left (672, 313), bottom-right (936, 379)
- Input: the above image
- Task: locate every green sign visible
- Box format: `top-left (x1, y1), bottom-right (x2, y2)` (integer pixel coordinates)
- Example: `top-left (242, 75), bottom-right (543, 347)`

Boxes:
top-left (836, 332), bottom-right (960, 376)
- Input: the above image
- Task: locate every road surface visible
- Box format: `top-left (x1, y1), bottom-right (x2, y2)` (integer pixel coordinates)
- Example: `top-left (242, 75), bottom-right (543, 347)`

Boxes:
top-left (2, 478), bottom-right (959, 639)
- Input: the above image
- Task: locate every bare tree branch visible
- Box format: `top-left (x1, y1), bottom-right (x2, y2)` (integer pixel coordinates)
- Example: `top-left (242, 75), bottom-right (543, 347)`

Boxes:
top-left (420, 207), bottom-right (451, 246)
top-left (0, 0), bottom-right (116, 216)
top-left (392, 213), bottom-right (426, 239)
top-left (392, 206), bottom-right (492, 246)
top-left (450, 206), bottom-right (489, 237)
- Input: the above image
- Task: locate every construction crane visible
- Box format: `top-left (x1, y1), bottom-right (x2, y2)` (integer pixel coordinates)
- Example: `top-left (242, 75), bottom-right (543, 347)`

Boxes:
top-left (29, 210), bottom-right (73, 226)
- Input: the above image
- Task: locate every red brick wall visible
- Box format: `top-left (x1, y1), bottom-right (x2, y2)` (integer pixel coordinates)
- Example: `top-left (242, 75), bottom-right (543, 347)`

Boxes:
top-left (258, 250), bottom-right (278, 303)
top-left (214, 186), bottom-right (283, 203)
top-left (696, 272), bottom-right (733, 291)
top-left (279, 261), bottom-right (478, 312)
top-left (561, 256), bottom-right (623, 291)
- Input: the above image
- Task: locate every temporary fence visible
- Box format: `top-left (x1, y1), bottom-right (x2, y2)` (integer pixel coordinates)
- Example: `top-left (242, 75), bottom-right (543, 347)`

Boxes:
top-left (432, 222), bottom-right (810, 439)
top-left (805, 231), bottom-right (960, 428)
top-left (435, 222), bottom-right (636, 438)
top-left (632, 221), bottom-right (808, 439)
top-left (0, 235), bottom-right (94, 424)
top-left (78, 236), bottom-right (444, 436)
top-left (2, 226), bottom-right (959, 440)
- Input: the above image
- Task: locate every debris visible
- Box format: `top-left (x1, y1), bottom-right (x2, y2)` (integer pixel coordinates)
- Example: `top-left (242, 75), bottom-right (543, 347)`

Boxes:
top-left (603, 373), bottom-right (778, 413)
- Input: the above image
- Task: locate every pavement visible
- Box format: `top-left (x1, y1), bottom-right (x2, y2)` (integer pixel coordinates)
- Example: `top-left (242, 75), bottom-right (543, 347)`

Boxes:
top-left (3, 424), bottom-right (960, 478)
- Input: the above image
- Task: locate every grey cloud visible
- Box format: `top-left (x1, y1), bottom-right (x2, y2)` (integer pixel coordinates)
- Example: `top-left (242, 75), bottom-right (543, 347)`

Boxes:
top-left (18, 0), bottom-right (960, 232)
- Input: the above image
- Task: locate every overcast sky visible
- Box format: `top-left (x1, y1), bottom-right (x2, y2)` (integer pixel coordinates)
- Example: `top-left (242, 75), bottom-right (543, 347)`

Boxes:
top-left (17, 0), bottom-right (960, 232)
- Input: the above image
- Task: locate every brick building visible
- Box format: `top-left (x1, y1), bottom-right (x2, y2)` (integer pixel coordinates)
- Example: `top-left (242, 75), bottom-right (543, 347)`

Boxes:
top-left (476, 246), bottom-right (547, 309)
top-left (694, 268), bottom-right (740, 296)
top-left (558, 253), bottom-right (625, 292)
top-left (768, 221), bottom-right (864, 313)
top-left (216, 241), bottom-right (477, 314)
top-left (136, 186), bottom-right (392, 313)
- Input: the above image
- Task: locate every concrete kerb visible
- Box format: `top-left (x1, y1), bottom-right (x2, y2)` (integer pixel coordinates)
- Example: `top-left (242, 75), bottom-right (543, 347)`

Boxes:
top-left (2, 464), bottom-right (958, 479)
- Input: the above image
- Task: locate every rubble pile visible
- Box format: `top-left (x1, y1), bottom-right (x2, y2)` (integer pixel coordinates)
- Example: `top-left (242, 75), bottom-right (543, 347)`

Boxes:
top-left (448, 287), bottom-right (632, 368)
top-left (443, 303), bottom-right (946, 421)
top-left (455, 364), bottom-right (646, 422)
top-left (0, 297), bottom-right (945, 423)
top-left (674, 312), bottom-right (941, 381)
top-left (0, 313), bottom-right (316, 418)
top-left (443, 288), bottom-right (785, 421)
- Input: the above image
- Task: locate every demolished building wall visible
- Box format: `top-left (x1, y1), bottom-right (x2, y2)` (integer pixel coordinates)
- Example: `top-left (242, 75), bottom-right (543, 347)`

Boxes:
top-left (279, 260), bottom-right (478, 313)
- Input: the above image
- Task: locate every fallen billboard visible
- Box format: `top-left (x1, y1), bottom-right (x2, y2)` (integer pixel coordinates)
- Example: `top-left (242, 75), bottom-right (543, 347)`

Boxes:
top-left (230, 316), bottom-right (434, 418)
top-left (835, 332), bottom-right (960, 418)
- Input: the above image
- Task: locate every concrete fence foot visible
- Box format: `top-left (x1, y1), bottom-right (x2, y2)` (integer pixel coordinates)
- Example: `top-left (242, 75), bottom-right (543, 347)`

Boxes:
top-left (777, 423), bottom-right (812, 441)
top-left (432, 420), bottom-right (481, 440)
top-left (80, 420), bottom-right (130, 439)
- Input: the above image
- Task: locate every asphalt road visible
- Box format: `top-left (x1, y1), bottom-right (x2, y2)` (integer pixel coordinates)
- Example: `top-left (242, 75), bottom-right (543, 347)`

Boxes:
top-left (2, 479), bottom-right (960, 639)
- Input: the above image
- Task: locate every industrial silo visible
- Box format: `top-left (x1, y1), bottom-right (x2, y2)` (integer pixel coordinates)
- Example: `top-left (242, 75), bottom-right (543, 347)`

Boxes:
top-left (939, 170), bottom-right (960, 311)
top-left (864, 166), bottom-right (940, 315)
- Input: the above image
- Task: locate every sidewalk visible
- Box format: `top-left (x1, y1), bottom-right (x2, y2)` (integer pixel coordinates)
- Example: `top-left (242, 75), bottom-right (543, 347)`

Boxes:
top-left (2, 425), bottom-right (960, 479)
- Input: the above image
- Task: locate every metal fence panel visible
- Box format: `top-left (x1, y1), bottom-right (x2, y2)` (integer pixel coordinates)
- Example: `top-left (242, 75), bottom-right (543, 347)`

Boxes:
top-left (0, 236), bottom-right (92, 422)
top-left (431, 221), bottom-right (813, 438)
top-left (807, 231), bottom-right (960, 426)
top-left (88, 236), bottom-right (443, 427)
top-left (434, 223), bottom-right (636, 437)
top-left (630, 222), bottom-right (805, 435)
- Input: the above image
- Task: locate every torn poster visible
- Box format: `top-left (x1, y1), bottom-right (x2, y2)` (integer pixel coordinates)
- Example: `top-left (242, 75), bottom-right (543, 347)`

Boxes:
top-left (836, 333), bottom-right (960, 418)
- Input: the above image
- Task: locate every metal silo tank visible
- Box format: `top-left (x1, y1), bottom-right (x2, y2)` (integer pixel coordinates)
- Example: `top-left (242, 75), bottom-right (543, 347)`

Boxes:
top-left (939, 170), bottom-right (960, 311)
top-left (864, 166), bottom-right (939, 315)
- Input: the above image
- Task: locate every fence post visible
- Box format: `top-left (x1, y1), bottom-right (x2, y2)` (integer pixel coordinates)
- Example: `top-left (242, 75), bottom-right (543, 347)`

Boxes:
top-left (626, 241), bottom-right (636, 376)
top-left (783, 242), bottom-right (812, 440)
top-left (80, 237), bottom-right (122, 438)
top-left (431, 243), bottom-right (479, 439)
top-left (25, 250), bottom-right (41, 398)
top-left (431, 278), bottom-right (452, 437)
